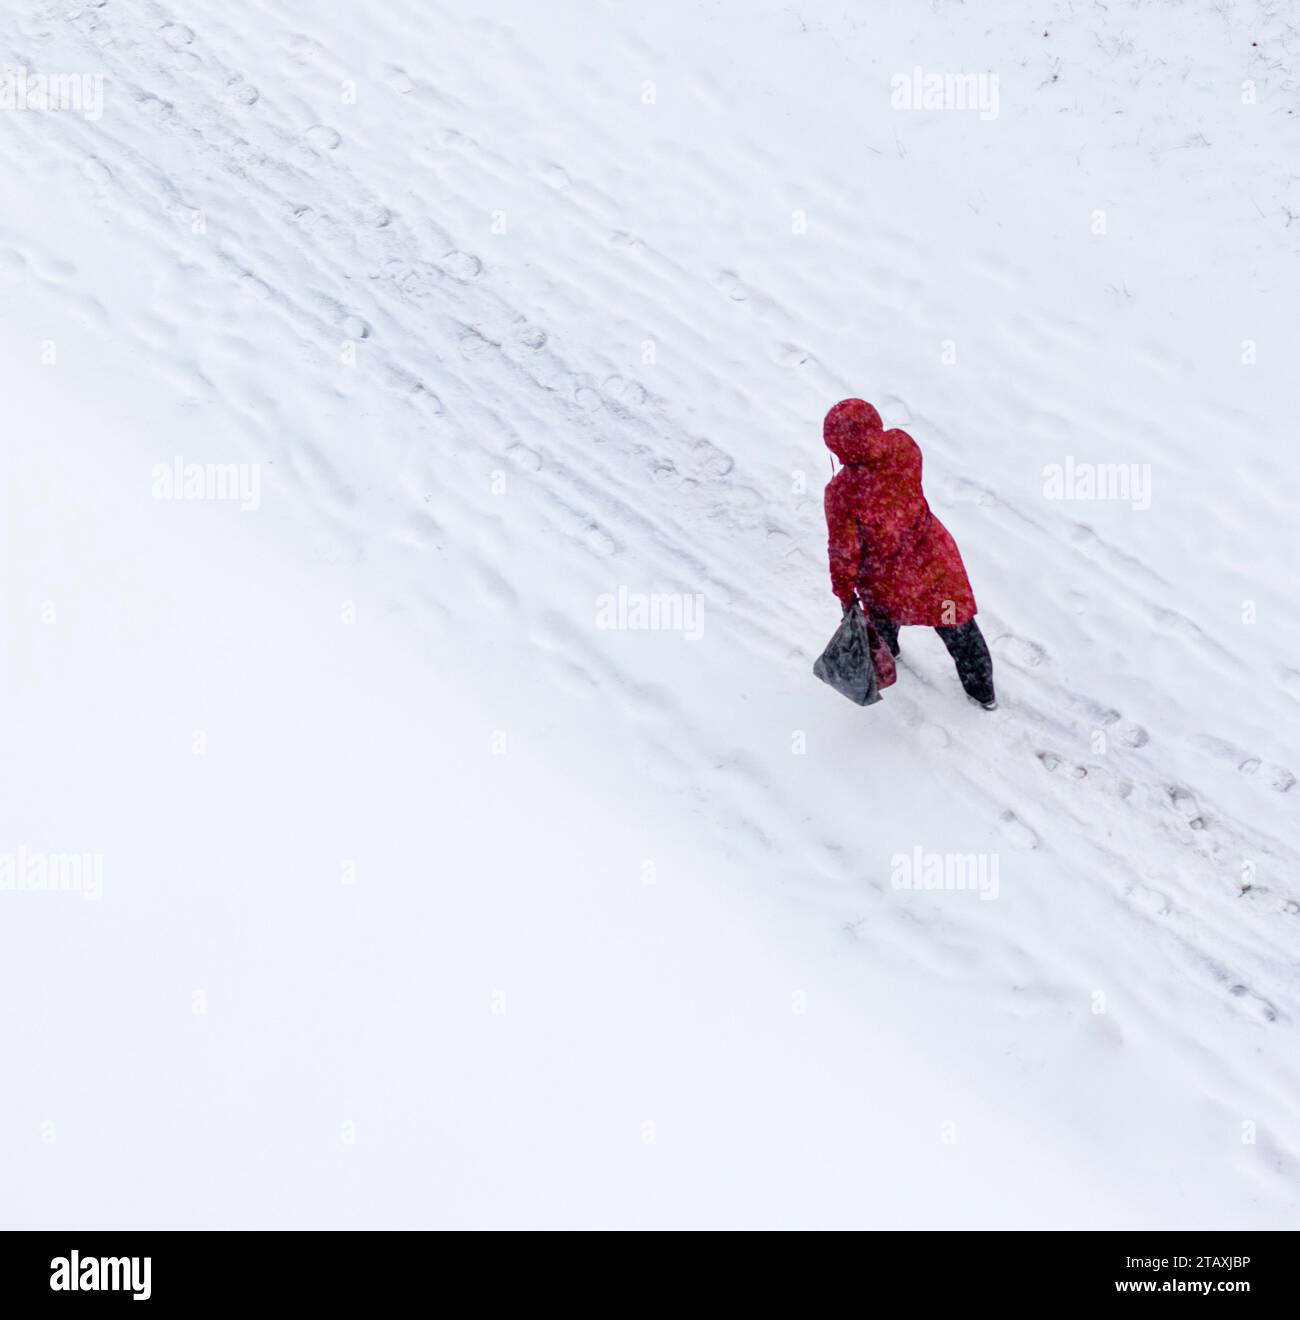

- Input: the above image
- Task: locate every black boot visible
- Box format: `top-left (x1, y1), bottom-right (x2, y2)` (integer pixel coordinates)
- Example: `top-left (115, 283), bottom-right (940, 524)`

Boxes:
top-left (935, 619), bottom-right (996, 708)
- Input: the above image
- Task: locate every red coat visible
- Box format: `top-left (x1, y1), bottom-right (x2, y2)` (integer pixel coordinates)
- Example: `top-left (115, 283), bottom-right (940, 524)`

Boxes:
top-left (823, 399), bottom-right (977, 627)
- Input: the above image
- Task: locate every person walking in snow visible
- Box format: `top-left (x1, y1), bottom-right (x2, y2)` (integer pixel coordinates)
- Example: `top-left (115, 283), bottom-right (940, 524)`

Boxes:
top-left (822, 398), bottom-right (997, 709)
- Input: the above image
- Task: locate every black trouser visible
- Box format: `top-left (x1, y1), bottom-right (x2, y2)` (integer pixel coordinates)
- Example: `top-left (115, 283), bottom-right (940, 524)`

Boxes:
top-left (870, 611), bottom-right (996, 705)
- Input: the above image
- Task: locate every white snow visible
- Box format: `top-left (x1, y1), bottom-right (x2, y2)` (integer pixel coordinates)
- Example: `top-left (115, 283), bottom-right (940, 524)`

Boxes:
top-left (1, 0), bottom-right (1297, 1228)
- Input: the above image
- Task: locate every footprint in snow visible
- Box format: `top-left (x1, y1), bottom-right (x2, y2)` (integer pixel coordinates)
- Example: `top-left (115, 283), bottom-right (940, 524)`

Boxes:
top-left (439, 251), bottom-right (481, 282)
top-left (1191, 734), bottom-right (1291, 790)
top-left (406, 381), bottom-right (443, 414)
top-left (1130, 884), bottom-right (1170, 916)
top-left (993, 634), bottom-right (1048, 669)
top-left (506, 444), bottom-right (542, 473)
top-left (1279, 668), bottom-right (1300, 703)
top-left (602, 375), bottom-right (647, 408)
top-left (239, 274), bottom-right (271, 301)
top-left (17, 13), bottom-right (54, 39)
top-left (1067, 695), bottom-right (1121, 726)
top-left (306, 125), bottom-right (342, 151)
top-left (717, 271), bottom-right (749, 302)
top-left (0, 249), bottom-right (28, 286)
top-left (946, 477), bottom-right (998, 507)
top-left (237, 275), bottom-right (270, 302)
top-left (876, 395), bottom-right (914, 426)
top-left (438, 128), bottom-right (479, 151)
top-left (1037, 750), bottom-right (1087, 779)
top-left (772, 342), bottom-right (812, 367)
top-left (691, 439), bottom-right (734, 478)
top-left (458, 330), bottom-right (496, 361)
top-left (583, 525), bottom-right (617, 557)
top-left (394, 510), bottom-right (441, 553)
top-left (1228, 984), bottom-right (1279, 1024)
top-left (918, 723), bottom-right (950, 750)
top-left (226, 77), bottom-right (260, 106)
top-left (999, 810), bottom-right (1038, 850)
top-left (766, 527), bottom-right (793, 556)
top-left (512, 322), bottom-right (547, 351)
top-left (1165, 786), bottom-right (1199, 819)
top-left (284, 32), bottom-right (327, 65)
top-left (385, 67), bottom-right (414, 94)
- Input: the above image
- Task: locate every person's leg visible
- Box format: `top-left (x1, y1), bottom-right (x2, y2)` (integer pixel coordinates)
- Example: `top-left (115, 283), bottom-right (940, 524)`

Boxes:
top-left (868, 607), bottom-right (900, 657)
top-left (934, 619), bottom-right (996, 706)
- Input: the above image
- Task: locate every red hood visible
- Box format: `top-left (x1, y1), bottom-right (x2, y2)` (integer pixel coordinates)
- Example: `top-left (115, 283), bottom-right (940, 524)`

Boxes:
top-left (824, 398), bottom-right (884, 465)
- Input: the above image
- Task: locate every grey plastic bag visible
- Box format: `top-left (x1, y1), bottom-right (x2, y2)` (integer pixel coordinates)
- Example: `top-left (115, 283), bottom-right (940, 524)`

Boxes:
top-left (813, 600), bottom-right (881, 706)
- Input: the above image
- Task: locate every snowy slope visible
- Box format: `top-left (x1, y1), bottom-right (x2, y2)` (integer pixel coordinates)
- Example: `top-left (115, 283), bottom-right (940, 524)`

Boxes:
top-left (2, 0), bottom-right (1298, 1227)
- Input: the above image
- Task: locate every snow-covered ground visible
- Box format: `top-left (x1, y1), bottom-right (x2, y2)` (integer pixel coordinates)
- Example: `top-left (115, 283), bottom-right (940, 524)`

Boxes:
top-left (2, 0), bottom-right (1297, 1228)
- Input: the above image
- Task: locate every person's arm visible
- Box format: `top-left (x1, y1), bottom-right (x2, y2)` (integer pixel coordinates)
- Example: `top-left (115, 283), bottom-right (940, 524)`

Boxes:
top-left (825, 482), bottom-right (861, 608)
